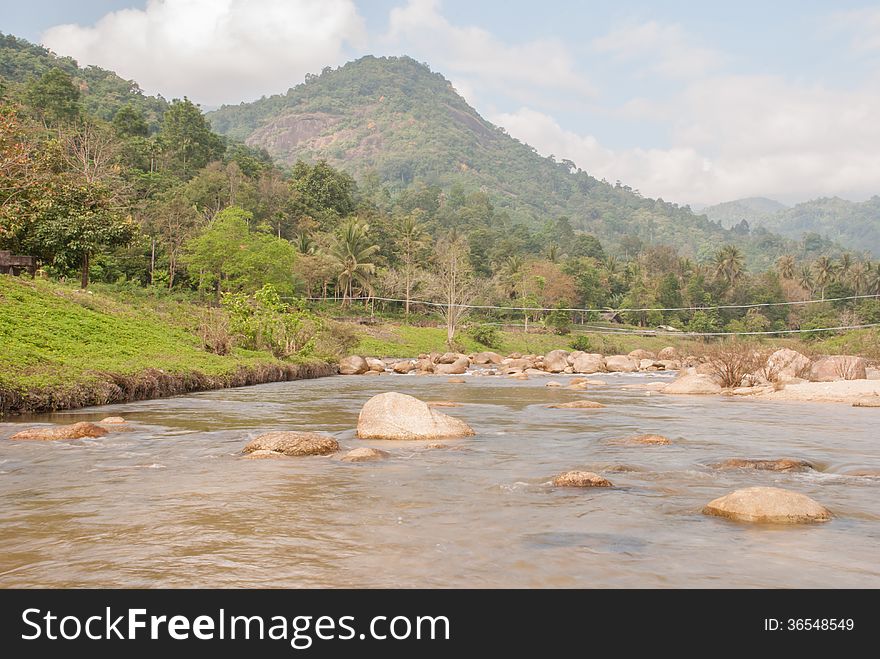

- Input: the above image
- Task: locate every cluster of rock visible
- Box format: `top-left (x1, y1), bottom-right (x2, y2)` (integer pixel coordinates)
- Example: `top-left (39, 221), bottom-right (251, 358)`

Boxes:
top-left (9, 417), bottom-right (128, 441)
top-left (661, 348), bottom-right (876, 396)
top-left (340, 347), bottom-right (686, 377)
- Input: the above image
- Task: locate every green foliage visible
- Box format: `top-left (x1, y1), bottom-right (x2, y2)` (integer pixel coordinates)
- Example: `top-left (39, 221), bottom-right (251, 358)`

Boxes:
top-left (688, 310), bottom-right (721, 334)
top-left (112, 104), bottom-right (149, 138)
top-left (25, 68), bottom-right (80, 124)
top-left (467, 323), bottom-right (501, 348)
top-left (544, 307), bottom-right (572, 335)
top-left (159, 98), bottom-right (225, 179)
top-left (222, 284), bottom-right (322, 358)
top-left (569, 334), bottom-right (593, 352)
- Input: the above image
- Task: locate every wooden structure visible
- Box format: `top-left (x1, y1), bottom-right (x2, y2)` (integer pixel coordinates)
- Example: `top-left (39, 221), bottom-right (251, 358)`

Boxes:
top-left (0, 250), bottom-right (37, 277)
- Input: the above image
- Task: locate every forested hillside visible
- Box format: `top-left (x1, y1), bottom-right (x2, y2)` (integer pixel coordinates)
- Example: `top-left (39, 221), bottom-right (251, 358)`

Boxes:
top-left (702, 197), bottom-right (788, 229)
top-left (209, 55), bottom-right (827, 269)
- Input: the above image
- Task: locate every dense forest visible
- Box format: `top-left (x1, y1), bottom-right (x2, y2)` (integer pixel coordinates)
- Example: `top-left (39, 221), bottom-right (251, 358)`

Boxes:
top-left (2, 34), bottom-right (879, 356)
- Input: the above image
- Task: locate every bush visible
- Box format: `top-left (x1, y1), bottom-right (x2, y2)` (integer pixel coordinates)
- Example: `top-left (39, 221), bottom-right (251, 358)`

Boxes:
top-left (700, 340), bottom-right (769, 388)
top-left (569, 335), bottom-right (593, 352)
top-left (314, 320), bottom-right (360, 359)
top-left (197, 308), bottom-right (232, 356)
top-left (544, 308), bottom-right (572, 335)
top-left (468, 323), bottom-right (501, 348)
top-left (222, 284), bottom-right (322, 358)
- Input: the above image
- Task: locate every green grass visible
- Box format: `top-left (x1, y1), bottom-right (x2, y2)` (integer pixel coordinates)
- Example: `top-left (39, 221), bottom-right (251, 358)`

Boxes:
top-left (0, 276), bottom-right (287, 394)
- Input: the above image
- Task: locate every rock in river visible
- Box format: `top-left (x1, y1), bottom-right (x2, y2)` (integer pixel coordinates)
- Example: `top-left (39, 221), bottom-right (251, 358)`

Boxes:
top-left (552, 471), bottom-right (613, 488)
top-left (547, 400), bottom-right (606, 409)
top-left (625, 434), bottom-right (671, 445)
top-left (357, 392), bottom-right (476, 440)
top-left (543, 350), bottom-right (569, 373)
top-left (10, 422), bottom-right (109, 441)
top-left (341, 447), bottom-right (389, 462)
top-left (339, 355), bottom-right (369, 375)
top-left (663, 373), bottom-right (722, 395)
top-left (703, 487), bottom-right (831, 524)
top-left (100, 416), bottom-right (127, 425)
top-left (711, 458), bottom-right (814, 472)
top-left (243, 431), bottom-right (339, 456)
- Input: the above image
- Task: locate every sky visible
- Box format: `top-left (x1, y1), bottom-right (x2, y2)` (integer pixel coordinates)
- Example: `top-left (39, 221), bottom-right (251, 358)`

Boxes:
top-left (3, 0), bottom-right (880, 208)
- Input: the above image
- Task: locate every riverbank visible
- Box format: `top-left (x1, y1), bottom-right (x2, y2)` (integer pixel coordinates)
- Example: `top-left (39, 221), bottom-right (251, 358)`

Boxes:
top-left (0, 277), bottom-right (335, 415)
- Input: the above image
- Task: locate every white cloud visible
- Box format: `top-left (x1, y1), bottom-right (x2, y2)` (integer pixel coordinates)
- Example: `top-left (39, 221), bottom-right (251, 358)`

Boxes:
top-left (493, 73), bottom-right (880, 206)
top-left (831, 8), bottom-right (880, 52)
top-left (383, 0), bottom-right (594, 106)
top-left (41, 0), bottom-right (366, 106)
top-left (593, 20), bottom-right (725, 79)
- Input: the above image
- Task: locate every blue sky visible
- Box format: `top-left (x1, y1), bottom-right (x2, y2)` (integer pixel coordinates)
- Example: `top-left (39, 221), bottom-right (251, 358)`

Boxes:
top-left (4, 0), bottom-right (880, 206)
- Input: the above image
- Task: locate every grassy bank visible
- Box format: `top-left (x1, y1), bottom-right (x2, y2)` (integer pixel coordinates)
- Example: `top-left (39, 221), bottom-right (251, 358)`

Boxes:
top-left (0, 277), bottom-right (333, 415)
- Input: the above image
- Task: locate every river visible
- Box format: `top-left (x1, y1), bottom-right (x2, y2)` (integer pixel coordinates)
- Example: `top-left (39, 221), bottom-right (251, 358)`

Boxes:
top-left (1, 372), bottom-right (878, 587)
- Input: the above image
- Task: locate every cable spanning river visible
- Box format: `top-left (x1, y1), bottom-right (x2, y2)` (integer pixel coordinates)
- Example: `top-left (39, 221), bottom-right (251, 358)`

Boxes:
top-left (1, 372), bottom-right (878, 587)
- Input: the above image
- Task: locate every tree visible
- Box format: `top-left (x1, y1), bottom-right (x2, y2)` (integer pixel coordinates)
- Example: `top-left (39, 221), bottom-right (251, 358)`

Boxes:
top-left (25, 69), bottom-right (80, 125)
top-left (776, 254), bottom-right (795, 280)
top-left (330, 218), bottom-right (379, 304)
top-left (429, 231), bottom-right (477, 347)
top-left (290, 160), bottom-right (357, 227)
top-left (184, 206), bottom-right (251, 299)
top-left (159, 98), bottom-right (224, 179)
top-left (712, 244), bottom-right (744, 286)
top-left (395, 210), bottom-right (427, 321)
top-left (797, 264), bottom-right (814, 297)
top-left (112, 105), bottom-right (149, 138)
top-left (812, 256), bottom-right (836, 300)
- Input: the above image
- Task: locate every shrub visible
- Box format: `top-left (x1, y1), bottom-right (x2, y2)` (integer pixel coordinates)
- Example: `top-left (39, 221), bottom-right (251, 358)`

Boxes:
top-left (314, 320), bottom-right (360, 359)
top-left (468, 323), bottom-right (501, 348)
top-left (569, 335), bottom-right (593, 352)
top-left (222, 284), bottom-right (322, 359)
top-left (700, 340), bottom-right (770, 388)
top-left (197, 308), bottom-right (231, 356)
top-left (544, 308), bottom-right (572, 335)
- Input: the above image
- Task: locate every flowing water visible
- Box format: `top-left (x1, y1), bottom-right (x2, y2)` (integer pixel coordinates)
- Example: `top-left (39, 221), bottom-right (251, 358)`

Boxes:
top-left (1, 371), bottom-right (878, 588)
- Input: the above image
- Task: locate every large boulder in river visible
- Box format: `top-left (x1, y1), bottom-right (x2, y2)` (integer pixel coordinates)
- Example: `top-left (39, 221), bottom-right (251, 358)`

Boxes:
top-left (339, 355), bottom-right (369, 375)
top-left (703, 487), bottom-right (831, 524)
top-left (543, 350), bottom-right (569, 373)
top-left (604, 355), bottom-right (639, 373)
top-left (341, 447), bottom-right (389, 462)
top-left (357, 392), bottom-right (475, 440)
top-left (628, 349), bottom-right (655, 361)
top-left (663, 373), bottom-right (722, 395)
top-left (809, 355), bottom-right (867, 382)
top-left (436, 351), bottom-right (466, 364)
top-left (766, 348), bottom-right (811, 381)
top-left (552, 471), bottom-right (613, 488)
top-left (434, 356), bottom-right (469, 375)
top-left (243, 431), bottom-right (338, 456)
top-left (471, 351), bottom-right (502, 365)
top-left (365, 357), bottom-right (386, 372)
top-left (571, 353), bottom-right (605, 374)
top-left (10, 422), bottom-right (108, 441)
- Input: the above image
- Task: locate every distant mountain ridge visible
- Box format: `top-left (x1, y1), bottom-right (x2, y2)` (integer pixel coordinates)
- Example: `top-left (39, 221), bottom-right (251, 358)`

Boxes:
top-left (207, 55), bottom-right (813, 267)
top-left (704, 195), bottom-right (879, 257)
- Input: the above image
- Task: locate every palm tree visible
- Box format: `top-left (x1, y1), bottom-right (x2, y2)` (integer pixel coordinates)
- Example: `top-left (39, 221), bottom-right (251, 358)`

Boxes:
top-left (498, 254), bottom-right (524, 300)
top-left (547, 244), bottom-right (560, 263)
top-left (812, 256), bottom-right (837, 300)
top-left (797, 264), bottom-right (814, 297)
top-left (712, 244), bottom-right (744, 286)
top-left (331, 219), bottom-right (379, 306)
top-left (838, 253), bottom-right (853, 278)
top-left (294, 232), bottom-right (317, 255)
top-left (849, 262), bottom-right (868, 295)
top-left (867, 263), bottom-right (880, 296)
top-left (776, 254), bottom-right (795, 280)
top-left (602, 255), bottom-right (620, 277)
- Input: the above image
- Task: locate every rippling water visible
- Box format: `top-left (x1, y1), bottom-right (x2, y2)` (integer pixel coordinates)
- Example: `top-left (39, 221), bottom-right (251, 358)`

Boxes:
top-left (1, 371), bottom-right (878, 588)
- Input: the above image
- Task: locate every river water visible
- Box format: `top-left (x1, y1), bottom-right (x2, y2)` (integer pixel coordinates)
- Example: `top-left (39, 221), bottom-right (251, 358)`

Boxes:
top-left (1, 371), bottom-right (878, 588)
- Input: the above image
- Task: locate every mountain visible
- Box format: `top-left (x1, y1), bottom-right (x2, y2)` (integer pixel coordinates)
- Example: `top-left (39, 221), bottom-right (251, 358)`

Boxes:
top-left (755, 196), bottom-right (880, 258)
top-left (0, 32), bottom-right (168, 131)
top-left (702, 197), bottom-right (788, 229)
top-left (705, 194), bottom-right (880, 257)
top-left (209, 55), bottom-right (806, 267)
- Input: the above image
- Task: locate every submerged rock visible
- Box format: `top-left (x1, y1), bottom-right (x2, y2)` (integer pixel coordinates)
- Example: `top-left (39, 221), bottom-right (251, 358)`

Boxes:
top-left (552, 471), bottom-right (613, 488)
top-left (242, 449), bottom-right (286, 460)
top-left (339, 355), bottom-right (369, 375)
top-left (100, 417), bottom-right (127, 425)
top-left (427, 400), bottom-right (461, 407)
top-left (242, 431), bottom-right (338, 456)
top-left (10, 422), bottom-right (109, 441)
top-left (703, 487), bottom-right (831, 524)
top-left (545, 381), bottom-right (563, 388)
top-left (447, 377), bottom-right (467, 384)
top-left (547, 400), bottom-right (606, 409)
top-left (341, 447), bottom-right (389, 462)
top-left (357, 392), bottom-right (475, 440)
top-left (625, 434), bottom-right (671, 445)
top-left (711, 458), bottom-right (814, 472)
